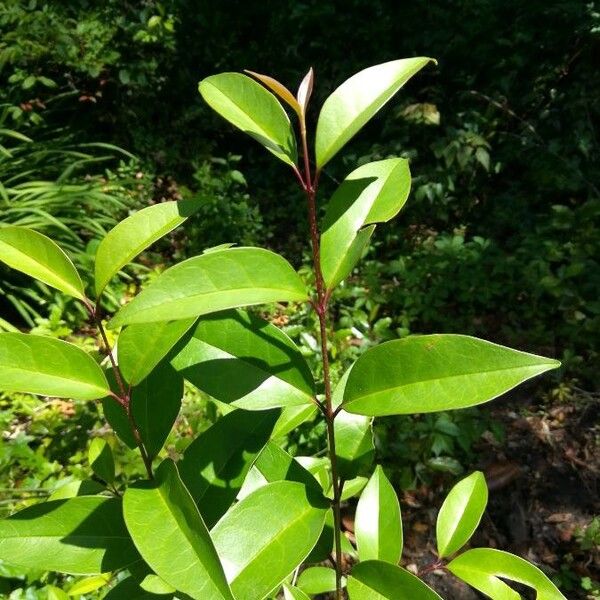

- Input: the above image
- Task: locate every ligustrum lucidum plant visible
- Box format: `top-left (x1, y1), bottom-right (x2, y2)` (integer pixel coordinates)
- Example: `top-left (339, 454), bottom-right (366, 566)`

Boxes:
top-left (0, 58), bottom-right (566, 600)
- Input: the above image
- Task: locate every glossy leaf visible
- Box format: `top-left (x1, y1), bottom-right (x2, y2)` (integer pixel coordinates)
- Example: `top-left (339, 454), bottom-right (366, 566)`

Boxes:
top-left (139, 574), bottom-right (176, 594)
top-left (448, 548), bottom-right (567, 600)
top-left (245, 70), bottom-right (301, 116)
top-left (297, 566), bottom-right (338, 595)
top-left (297, 67), bottom-right (314, 114)
top-left (283, 584), bottom-right (311, 600)
top-left (123, 459), bottom-right (234, 600)
top-left (315, 57), bottom-right (434, 168)
top-left (0, 226), bottom-right (84, 299)
top-left (321, 158), bottom-right (411, 288)
top-left (437, 471), bottom-right (488, 558)
top-left (0, 497), bottom-right (139, 574)
top-left (211, 481), bottom-right (329, 600)
top-left (178, 408), bottom-right (280, 527)
top-left (355, 466), bottom-right (402, 563)
top-left (272, 403), bottom-right (317, 438)
top-left (347, 561), bottom-right (443, 599)
top-left (109, 247), bottom-right (308, 327)
top-left (335, 409), bottom-right (374, 479)
top-left (94, 200), bottom-right (203, 297)
top-left (0, 332), bottom-right (109, 400)
top-left (67, 575), bottom-right (110, 596)
top-left (103, 577), bottom-right (167, 600)
top-left (199, 72), bottom-right (297, 166)
top-left (102, 362), bottom-right (183, 460)
top-left (339, 476), bottom-right (368, 501)
top-left (343, 335), bottom-right (561, 416)
top-left (171, 309), bottom-right (314, 409)
top-left (118, 318), bottom-right (195, 386)
top-left (49, 479), bottom-right (105, 500)
top-left (88, 438), bottom-right (115, 484)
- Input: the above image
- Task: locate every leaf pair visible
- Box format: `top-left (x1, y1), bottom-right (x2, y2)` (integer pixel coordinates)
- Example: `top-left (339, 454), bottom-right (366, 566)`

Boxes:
top-left (199, 58), bottom-right (434, 170)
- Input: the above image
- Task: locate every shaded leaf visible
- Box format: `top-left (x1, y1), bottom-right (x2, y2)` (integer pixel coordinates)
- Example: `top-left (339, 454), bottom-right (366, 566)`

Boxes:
top-left (94, 200), bottom-right (204, 297)
top-left (211, 481), bottom-right (329, 600)
top-left (123, 459), bottom-right (233, 600)
top-left (335, 409), bottom-right (374, 479)
top-left (109, 248), bottom-right (307, 327)
top-left (448, 548), bottom-right (567, 600)
top-left (0, 497), bottom-right (139, 574)
top-left (315, 57), bottom-right (434, 168)
top-left (0, 332), bottom-right (109, 401)
top-left (355, 466), bottom-right (402, 563)
top-left (0, 226), bottom-right (84, 299)
top-left (88, 438), bottom-right (115, 485)
top-left (436, 471), bottom-right (488, 558)
top-left (283, 584), bottom-right (311, 600)
top-left (171, 309), bottom-right (314, 409)
top-left (343, 335), bottom-right (560, 416)
top-left (178, 408), bottom-right (280, 527)
top-left (199, 72), bottom-right (297, 166)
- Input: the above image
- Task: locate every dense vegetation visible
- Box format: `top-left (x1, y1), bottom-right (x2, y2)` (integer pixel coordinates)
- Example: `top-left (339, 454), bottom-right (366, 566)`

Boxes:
top-left (0, 1), bottom-right (598, 598)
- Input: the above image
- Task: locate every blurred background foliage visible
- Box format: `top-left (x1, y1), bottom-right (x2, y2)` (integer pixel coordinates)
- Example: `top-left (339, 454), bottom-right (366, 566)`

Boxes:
top-left (0, 0), bottom-right (599, 597)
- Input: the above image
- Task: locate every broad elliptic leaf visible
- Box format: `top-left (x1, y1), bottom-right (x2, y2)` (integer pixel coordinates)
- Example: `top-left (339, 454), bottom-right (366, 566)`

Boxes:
top-left (0, 497), bottom-right (139, 574)
top-left (109, 247), bottom-right (308, 327)
top-left (335, 409), bottom-right (374, 479)
top-left (347, 561), bottom-right (443, 600)
top-left (315, 57), bottom-right (434, 168)
top-left (178, 408), bottom-right (280, 527)
top-left (94, 200), bottom-right (204, 297)
top-left (272, 403), bottom-right (318, 438)
top-left (199, 72), bottom-right (297, 166)
top-left (171, 309), bottom-right (314, 409)
top-left (88, 438), bottom-right (115, 484)
top-left (118, 318), bottom-right (196, 385)
top-left (123, 459), bottom-right (234, 600)
top-left (0, 332), bottom-right (109, 400)
top-left (437, 471), bottom-right (488, 558)
top-left (448, 548), bottom-right (567, 600)
top-left (211, 481), bottom-right (329, 600)
top-left (343, 335), bottom-right (561, 416)
top-left (297, 566), bottom-right (338, 595)
top-left (321, 158), bottom-right (411, 288)
top-left (102, 362), bottom-right (183, 460)
top-left (355, 466), bottom-right (402, 564)
top-left (0, 226), bottom-right (84, 299)
top-left (283, 584), bottom-right (311, 600)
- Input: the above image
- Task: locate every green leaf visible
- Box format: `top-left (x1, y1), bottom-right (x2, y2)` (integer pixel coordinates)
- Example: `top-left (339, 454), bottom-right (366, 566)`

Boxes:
top-left (0, 226), bottom-right (84, 299)
top-left (321, 158), bottom-right (411, 288)
top-left (297, 566), bottom-right (339, 595)
top-left (178, 408), bottom-right (280, 527)
top-left (283, 584), bottom-right (311, 600)
top-left (199, 72), bottom-right (297, 166)
top-left (245, 70), bottom-right (302, 116)
top-left (347, 561), bottom-right (443, 599)
top-left (123, 459), bottom-right (234, 600)
top-left (315, 57), bottom-right (434, 168)
top-left (339, 476), bottom-right (368, 501)
top-left (48, 479), bottom-right (105, 500)
top-left (94, 200), bottom-right (204, 297)
top-left (335, 409), bottom-right (374, 479)
top-left (0, 332), bottom-right (110, 400)
top-left (355, 466), bottom-right (402, 564)
top-left (211, 481), bottom-right (329, 600)
top-left (104, 577), bottom-right (168, 600)
top-left (47, 586), bottom-right (69, 600)
top-left (139, 574), bottom-right (176, 594)
top-left (88, 438), bottom-right (115, 484)
top-left (171, 309), bottom-right (314, 409)
top-left (67, 575), bottom-right (110, 596)
top-left (343, 335), bottom-right (560, 416)
top-left (102, 362), bottom-right (183, 460)
top-left (272, 404), bottom-right (318, 438)
top-left (0, 497), bottom-right (139, 574)
top-left (436, 471), bottom-right (488, 558)
top-left (447, 548), bottom-right (567, 600)
top-left (109, 248), bottom-right (308, 327)
top-left (118, 318), bottom-right (196, 386)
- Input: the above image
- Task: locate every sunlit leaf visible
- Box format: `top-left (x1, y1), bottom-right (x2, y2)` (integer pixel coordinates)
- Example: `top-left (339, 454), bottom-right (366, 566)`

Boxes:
top-left (315, 57), bottom-right (434, 167)
top-left (109, 248), bottom-right (308, 327)
top-left (343, 335), bottom-right (560, 416)
top-left (436, 471), bottom-right (488, 558)
top-left (0, 332), bottom-right (109, 400)
top-left (88, 438), bottom-right (115, 485)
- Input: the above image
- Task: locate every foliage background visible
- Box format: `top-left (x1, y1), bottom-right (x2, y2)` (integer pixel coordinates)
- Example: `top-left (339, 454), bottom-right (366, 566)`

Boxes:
top-left (0, 0), bottom-right (598, 597)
